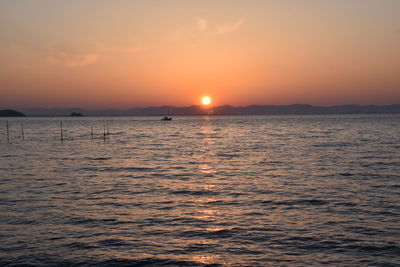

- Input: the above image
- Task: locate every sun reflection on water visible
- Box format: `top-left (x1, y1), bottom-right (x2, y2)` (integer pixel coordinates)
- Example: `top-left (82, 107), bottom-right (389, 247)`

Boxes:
top-left (186, 120), bottom-right (226, 264)
top-left (190, 254), bottom-right (223, 265)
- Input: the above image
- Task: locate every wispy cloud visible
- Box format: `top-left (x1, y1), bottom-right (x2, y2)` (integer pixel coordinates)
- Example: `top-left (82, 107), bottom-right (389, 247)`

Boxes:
top-left (53, 52), bottom-right (98, 67)
top-left (216, 18), bottom-right (246, 34)
top-left (167, 16), bottom-right (246, 43)
top-left (196, 17), bottom-right (208, 31)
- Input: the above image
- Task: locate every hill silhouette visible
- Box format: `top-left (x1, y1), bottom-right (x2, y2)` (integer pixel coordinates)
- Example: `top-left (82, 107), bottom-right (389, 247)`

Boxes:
top-left (0, 109), bottom-right (26, 117)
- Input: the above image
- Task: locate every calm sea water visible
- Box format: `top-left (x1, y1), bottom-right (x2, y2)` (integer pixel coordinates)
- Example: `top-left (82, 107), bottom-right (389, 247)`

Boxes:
top-left (0, 114), bottom-right (399, 266)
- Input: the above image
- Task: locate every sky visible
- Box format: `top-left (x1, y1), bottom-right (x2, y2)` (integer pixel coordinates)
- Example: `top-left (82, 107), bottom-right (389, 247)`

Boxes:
top-left (0, 0), bottom-right (399, 108)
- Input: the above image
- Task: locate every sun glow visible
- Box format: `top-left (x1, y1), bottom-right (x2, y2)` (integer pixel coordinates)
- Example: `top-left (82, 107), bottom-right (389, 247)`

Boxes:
top-left (201, 96), bottom-right (212, 106)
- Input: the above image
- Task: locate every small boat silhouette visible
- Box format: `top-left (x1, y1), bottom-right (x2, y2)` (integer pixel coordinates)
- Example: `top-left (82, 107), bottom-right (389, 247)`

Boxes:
top-left (161, 116), bottom-right (172, 121)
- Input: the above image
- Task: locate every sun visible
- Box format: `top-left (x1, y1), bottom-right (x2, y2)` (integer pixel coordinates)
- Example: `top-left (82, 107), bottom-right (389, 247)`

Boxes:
top-left (201, 96), bottom-right (212, 106)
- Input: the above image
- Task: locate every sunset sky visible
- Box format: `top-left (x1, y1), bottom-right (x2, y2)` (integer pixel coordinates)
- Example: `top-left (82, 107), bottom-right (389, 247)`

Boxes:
top-left (1, 0), bottom-right (399, 108)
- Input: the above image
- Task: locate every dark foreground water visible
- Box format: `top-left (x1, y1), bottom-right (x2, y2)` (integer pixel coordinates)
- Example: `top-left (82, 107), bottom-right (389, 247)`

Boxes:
top-left (0, 114), bottom-right (399, 266)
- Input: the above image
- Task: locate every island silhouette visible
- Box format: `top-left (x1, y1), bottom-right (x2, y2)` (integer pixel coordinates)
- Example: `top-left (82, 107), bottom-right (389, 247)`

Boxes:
top-left (70, 112), bottom-right (83, 117)
top-left (0, 109), bottom-right (26, 117)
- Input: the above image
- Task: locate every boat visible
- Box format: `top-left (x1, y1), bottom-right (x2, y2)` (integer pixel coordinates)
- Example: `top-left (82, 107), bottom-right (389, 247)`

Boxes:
top-left (161, 109), bottom-right (172, 120)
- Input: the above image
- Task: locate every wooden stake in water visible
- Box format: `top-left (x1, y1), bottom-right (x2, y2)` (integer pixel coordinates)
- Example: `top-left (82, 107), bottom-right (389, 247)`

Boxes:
top-left (103, 124), bottom-right (106, 141)
top-left (91, 126), bottom-right (94, 140)
top-left (106, 123), bottom-right (110, 140)
top-left (21, 121), bottom-right (24, 140)
top-left (60, 121), bottom-right (64, 143)
top-left (6, 120), bottom-right (9, 142)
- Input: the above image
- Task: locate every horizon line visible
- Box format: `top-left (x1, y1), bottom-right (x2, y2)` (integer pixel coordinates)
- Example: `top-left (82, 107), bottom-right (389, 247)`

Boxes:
top-left (4, 103), bottom-right (400, 110)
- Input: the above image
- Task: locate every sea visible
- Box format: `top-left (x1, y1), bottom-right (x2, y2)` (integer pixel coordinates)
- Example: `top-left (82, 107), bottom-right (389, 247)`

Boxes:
top-left (0, 114), bottom-right (399, 266)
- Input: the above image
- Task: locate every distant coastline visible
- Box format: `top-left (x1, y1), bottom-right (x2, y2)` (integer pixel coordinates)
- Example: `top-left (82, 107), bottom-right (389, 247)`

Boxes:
top-left (0, 109), bottom-right (26, 117)
top-left (2, 104), bottom-right (400, 117)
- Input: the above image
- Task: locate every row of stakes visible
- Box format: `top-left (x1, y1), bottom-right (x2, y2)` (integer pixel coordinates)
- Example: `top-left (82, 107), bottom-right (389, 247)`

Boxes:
top-left (4, 121), bottom-right (110, 143)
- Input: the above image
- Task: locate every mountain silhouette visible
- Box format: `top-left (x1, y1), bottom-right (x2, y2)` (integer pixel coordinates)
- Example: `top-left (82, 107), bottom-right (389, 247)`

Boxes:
top-left (9, 104), bottom-right (400, 116)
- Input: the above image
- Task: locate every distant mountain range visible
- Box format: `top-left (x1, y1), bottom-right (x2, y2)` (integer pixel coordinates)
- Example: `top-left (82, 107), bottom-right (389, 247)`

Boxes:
top-left (4, 104), bottom-right (400, 117)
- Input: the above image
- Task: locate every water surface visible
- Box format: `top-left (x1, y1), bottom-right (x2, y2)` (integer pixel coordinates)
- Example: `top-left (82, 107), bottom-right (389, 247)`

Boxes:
top-left (0, 115), bottom-right (399, 266)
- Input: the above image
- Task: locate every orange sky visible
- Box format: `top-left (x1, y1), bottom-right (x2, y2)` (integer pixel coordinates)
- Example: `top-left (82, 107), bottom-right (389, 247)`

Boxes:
top-left (0, 0), bottom-right (399, 108)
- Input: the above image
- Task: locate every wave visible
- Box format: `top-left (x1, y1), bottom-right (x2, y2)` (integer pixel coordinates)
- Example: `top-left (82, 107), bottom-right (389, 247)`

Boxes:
top-left (80, 166), bottom-right (154, 172)
top-left (0, 257), bottom-right (219, 267)
top-left (259, 199), bottom-right (329, 206)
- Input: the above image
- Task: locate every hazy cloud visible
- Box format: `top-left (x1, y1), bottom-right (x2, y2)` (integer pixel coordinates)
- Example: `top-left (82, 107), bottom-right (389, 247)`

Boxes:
top-left (168, 28), bottom-right (185, 41)
top-left (120, 45), bottom-right (152, 53)
top-left (94, 43), bottom-right (152, 54)
top-left (216, 18), bottom-right (246, 34)
top-left (53, 52), bottom-right (98, 67)
top-left (196, 17), bottom-right (208, 31)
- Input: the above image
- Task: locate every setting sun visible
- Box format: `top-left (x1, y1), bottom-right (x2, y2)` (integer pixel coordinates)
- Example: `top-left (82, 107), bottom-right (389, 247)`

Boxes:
top-left (201, 96), bottom-right (212, 106)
